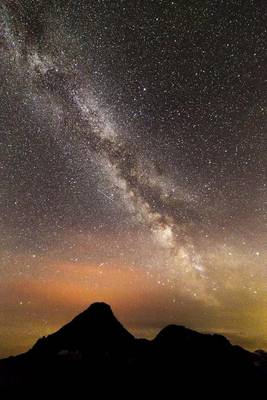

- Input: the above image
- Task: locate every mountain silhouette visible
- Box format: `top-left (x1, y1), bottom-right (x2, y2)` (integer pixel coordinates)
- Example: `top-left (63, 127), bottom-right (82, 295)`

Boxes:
top-left (30, 302), bottom-right (134, 359)
top-left (0, 302), bottom-right (266, 395)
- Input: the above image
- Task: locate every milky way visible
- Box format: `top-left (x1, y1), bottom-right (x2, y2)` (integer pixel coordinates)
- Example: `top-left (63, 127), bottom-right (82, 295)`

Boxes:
top-left (0, 1), bottom-right (266, 357)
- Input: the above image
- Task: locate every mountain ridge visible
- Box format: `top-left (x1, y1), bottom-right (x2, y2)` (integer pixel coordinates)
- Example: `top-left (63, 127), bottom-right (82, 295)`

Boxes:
top-left (1, 302), bottom-right (266, 394)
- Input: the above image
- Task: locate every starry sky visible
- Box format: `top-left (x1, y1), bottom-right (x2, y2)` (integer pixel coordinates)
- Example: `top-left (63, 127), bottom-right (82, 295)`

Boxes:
top-left (0, 0), bottom-right (266, 357)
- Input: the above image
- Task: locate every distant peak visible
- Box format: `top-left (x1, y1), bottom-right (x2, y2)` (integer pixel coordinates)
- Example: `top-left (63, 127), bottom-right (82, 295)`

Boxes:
top-left (82, 302), bottom-right (114, 318)
top-left (74, 302), bottom-right (116, 322)
top-left (29, 301), bottom-right (134, 356)
top-left (86, 302), bottom-right (112, 312)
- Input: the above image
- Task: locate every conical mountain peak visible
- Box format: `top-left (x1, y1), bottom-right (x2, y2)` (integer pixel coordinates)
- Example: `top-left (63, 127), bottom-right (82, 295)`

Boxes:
top-left (80, 302), bottom-right (114, 319)
top-left (30, 302), bottom-right (134, 357)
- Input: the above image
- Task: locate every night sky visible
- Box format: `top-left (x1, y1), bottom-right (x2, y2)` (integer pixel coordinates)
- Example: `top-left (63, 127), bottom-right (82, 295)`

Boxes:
top-left (0, 0), bottom-right (266, 357)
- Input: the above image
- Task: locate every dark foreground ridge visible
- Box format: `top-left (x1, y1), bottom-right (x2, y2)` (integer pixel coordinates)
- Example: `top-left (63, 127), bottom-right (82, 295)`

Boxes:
top-left (1, 302), bottom-right (267, 395)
